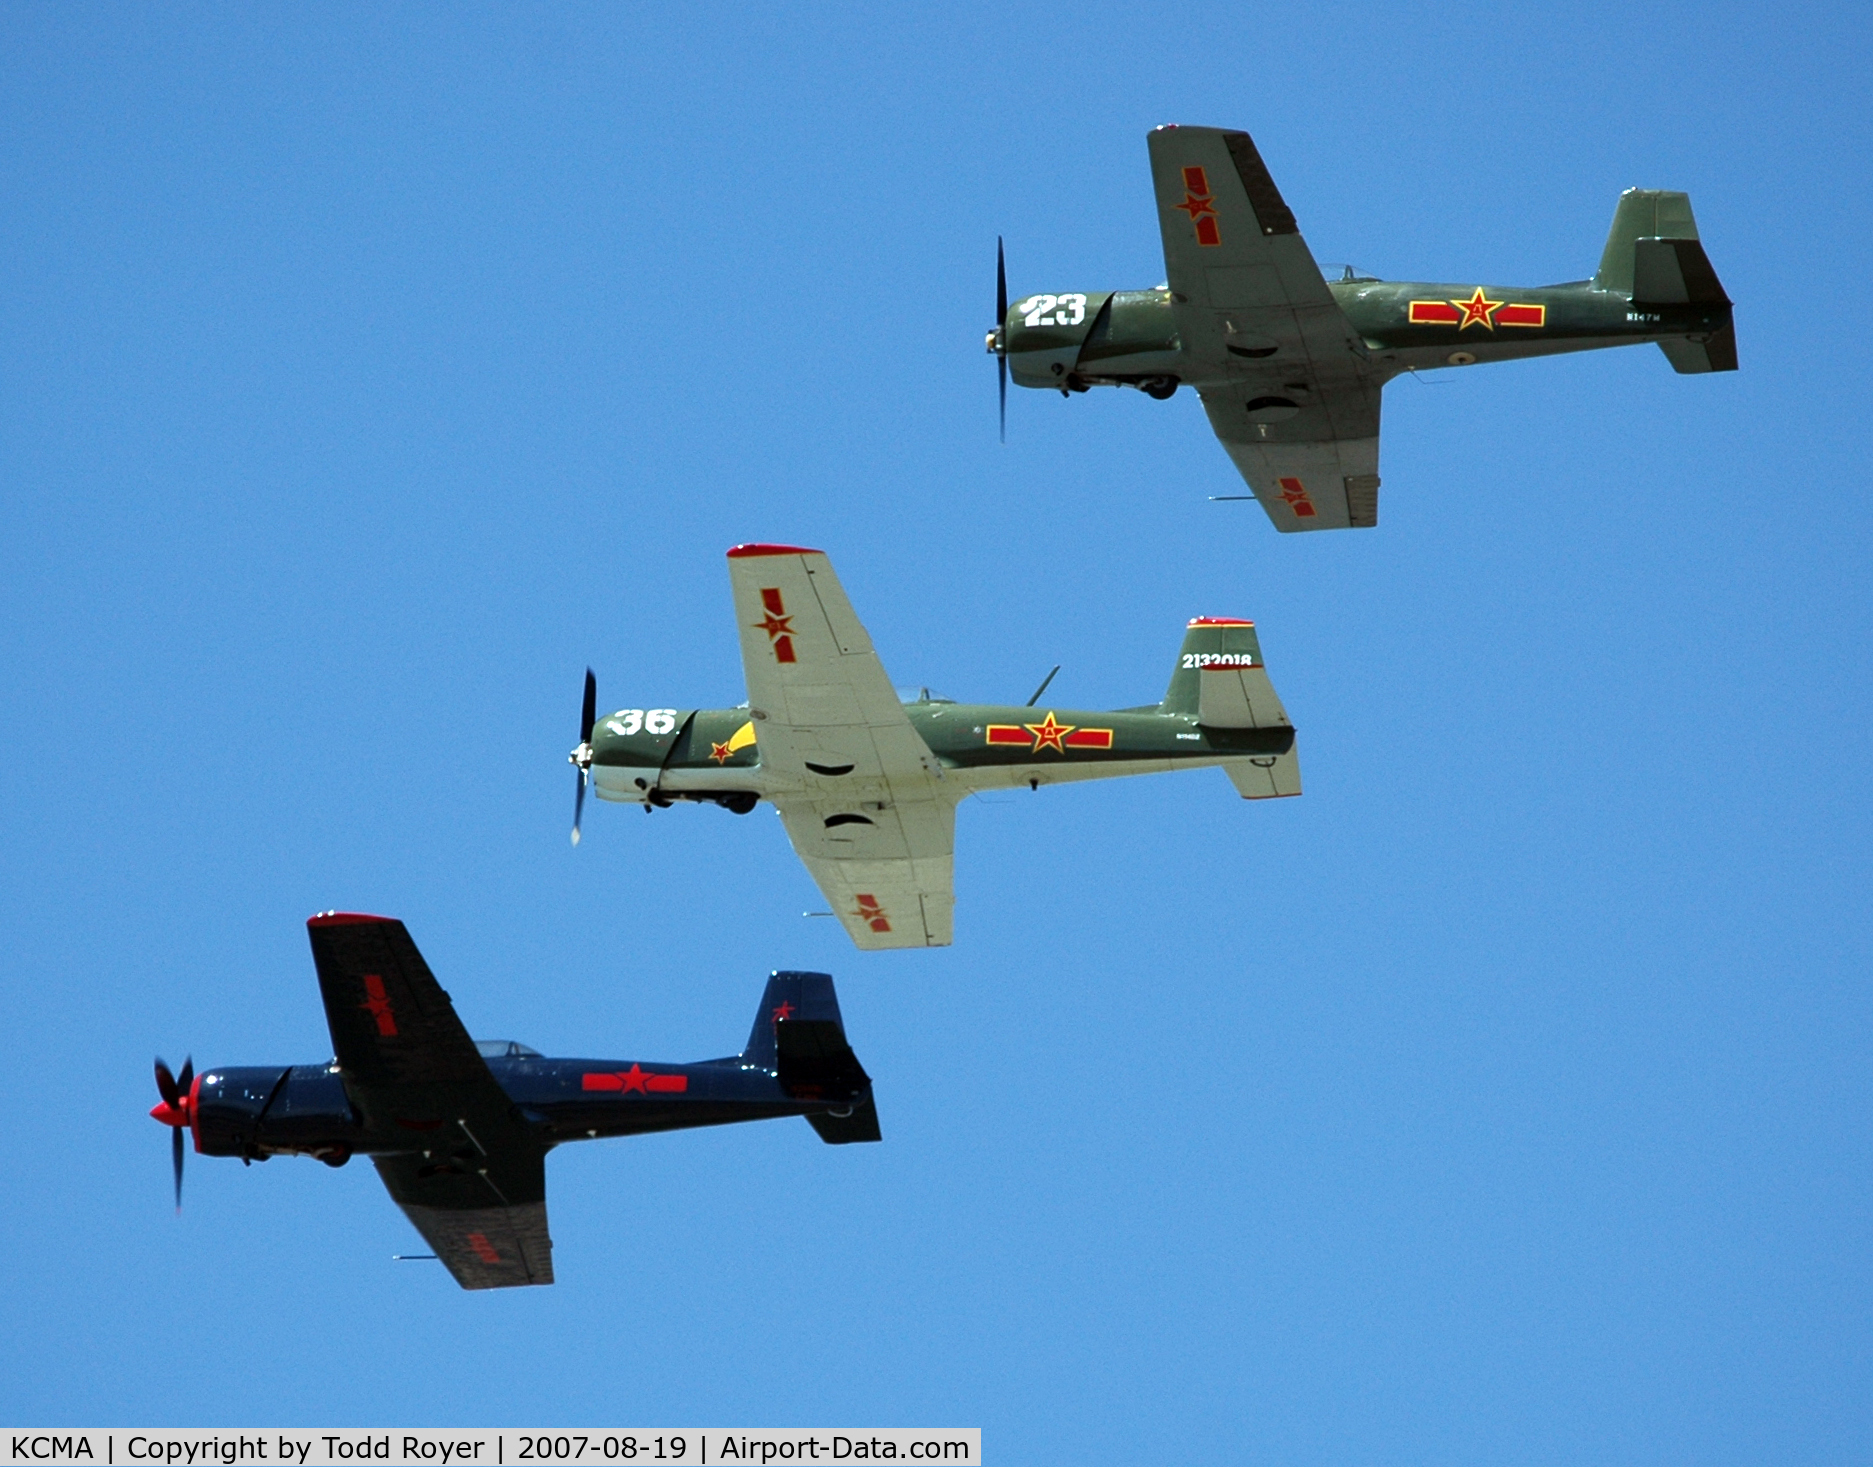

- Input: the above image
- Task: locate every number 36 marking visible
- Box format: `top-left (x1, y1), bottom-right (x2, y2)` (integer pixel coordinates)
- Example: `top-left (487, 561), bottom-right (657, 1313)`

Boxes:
top-left (1020, 293), bottom-right (1087, 328)
top-left (606, 709), bottom-right (678, 736)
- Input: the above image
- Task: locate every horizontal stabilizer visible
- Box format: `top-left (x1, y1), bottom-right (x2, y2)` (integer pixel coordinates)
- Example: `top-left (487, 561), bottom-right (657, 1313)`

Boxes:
top-left (807, 1098), bottom-right (882, 1145)
top-left (1658, 321), bottom-right (1739, 374)
top-left (1227, 751), bottom-right (1301, 800)
top-left (1198, 664), bottom-right (1291, 730)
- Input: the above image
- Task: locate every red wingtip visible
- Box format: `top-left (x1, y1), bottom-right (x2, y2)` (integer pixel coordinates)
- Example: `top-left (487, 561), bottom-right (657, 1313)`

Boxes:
top-left (306, 911), bottom-right (396, 927)
top-left (726, 543), bottom-right (823, 558)
top-left (1187, 616), bottom-right (1255, 628)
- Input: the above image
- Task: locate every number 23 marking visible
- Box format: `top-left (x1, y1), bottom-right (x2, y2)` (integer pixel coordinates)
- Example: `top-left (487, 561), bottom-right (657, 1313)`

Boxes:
top-left (1021, 293), bottom-right (1087, 328)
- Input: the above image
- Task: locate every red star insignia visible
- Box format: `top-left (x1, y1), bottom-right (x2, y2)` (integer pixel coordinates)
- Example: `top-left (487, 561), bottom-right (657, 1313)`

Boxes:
top-left (1025, 711), bottom-right (1074, 754)
top-left (1453, 288), bottom-right (1503, 330)
top-left (755, 611), bottom-right (795, 641)
top-left (710, 740), bottom-right (733, 763)
top-left (772, 1001), bottom-right (795, 1022)
top-left (618, 1063), bottom-right (648, 1093)
top-left (1174, 191), bottom-right (1215, 220)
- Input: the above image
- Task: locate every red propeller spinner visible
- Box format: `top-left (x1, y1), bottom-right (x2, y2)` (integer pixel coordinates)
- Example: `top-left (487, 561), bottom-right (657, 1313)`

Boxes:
top-left (151, 1058), bottom-right (200, 1212)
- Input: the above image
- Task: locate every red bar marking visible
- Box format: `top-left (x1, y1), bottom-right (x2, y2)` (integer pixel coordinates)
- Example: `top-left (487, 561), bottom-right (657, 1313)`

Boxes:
top-left (985, 725), bottom-right (1031, 745)
top-left (585, 1069), bottom-right (689, 1093)
top-left (773, 635), bottom-right (796, 663)
top-left (1195, 216), bottom-right (1221, 247)
top-left (1063, 728), bottom-right (1114, 749)
top-left (1182, 165), bottom-right (1209, 193)
top-left (1496, 303), bottom-right (1546, 327)
top-left (1409, 300), bottom-right (1463, 324)
top-left (760, 587), bottom-right (785, 615)
top-left (466, 1232), bottom-right (501, 1264)
top-left (360, 973), bottom-right (398, 1036)
top-left (1187, 617), bottom-right (1254, 628)
top-left (1277, 476), bottom-right (1317, 518)
top-left (728, 543), bottom-right (822, 558)
top-left (854, 894), bottom-right (891, 934)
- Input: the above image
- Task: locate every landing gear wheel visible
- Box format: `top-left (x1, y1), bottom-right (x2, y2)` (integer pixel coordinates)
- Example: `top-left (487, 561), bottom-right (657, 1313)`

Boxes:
top-left (1143, 377), bottom-right (1179, 400)
top-left (724, 793), bottom-right (758, 815)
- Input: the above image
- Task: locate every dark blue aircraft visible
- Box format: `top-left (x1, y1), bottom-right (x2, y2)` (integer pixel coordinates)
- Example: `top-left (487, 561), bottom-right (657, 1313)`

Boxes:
top-left (149, 913), bottom-right (880, 1289)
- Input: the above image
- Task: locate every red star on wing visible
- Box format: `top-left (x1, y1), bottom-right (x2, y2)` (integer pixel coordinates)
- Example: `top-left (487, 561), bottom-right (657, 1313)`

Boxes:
top-left (710, 741), bottom-right (732, 763)
top-left (1453, 288), bottom-right (1503, 330)
top-left (755, 611), bottom-right (795, 641)
top-left (1025, 712), bottom-right (1074, 754)
top-left (1174, 191), bottom-right (1215, 220)
top-left (618, 1063), bottom-right (648, 1093)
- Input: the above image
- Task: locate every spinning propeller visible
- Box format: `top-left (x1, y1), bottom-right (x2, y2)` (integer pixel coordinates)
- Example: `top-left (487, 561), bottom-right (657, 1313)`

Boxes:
top-left (570, 668), bottom-right (596, 845)
top-left (990, 237), bottom-right (1009, 442)
top-left (150, 1057), bottom-right (194, 1213)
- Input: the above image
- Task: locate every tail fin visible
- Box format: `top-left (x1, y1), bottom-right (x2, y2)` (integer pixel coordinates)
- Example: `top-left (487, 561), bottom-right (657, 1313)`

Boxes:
top-left (1160, 617), bottom-right (1266, 715)
top-left (1594, 189), bottom-right (1702, 295)
top-left (1593, 189), bottom-right (1737, 373)
top-left (742, 971), bottom-right (880, 1144)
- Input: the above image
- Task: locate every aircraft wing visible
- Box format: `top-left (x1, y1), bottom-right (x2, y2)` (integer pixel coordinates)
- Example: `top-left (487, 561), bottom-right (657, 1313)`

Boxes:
top-left (1146, 125), bottom-right (1383, 531)
top-left (726, 545), bottom-right (954, 949)
top-left (306, 914), bottom-right (554, 1289)
top-left (778, 794), bottom-right (956, 950)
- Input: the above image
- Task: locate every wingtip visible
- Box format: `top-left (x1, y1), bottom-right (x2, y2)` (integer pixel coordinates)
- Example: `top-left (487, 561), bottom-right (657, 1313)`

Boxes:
top-left (307, 911), bottom-right (397, 927)
top-left (726, 543), bottom-right (823, 559)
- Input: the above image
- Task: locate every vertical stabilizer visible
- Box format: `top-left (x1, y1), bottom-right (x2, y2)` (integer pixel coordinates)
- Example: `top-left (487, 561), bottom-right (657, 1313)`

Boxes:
top-left (742, 970), bottom-right (843, 1071)
top-left (1594, 189), bottom-right (1700, 295)
top-left (1161, 618), bottom-right (1265, 715)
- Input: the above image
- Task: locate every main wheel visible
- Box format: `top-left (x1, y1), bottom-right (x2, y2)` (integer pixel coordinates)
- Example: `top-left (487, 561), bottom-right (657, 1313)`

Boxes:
top-left (1143, 377), bottom-right (1179, 400)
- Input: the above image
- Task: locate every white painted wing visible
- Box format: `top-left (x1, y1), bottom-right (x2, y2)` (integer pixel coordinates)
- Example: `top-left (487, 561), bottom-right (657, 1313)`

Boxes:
top-left (780, 796), bottom-right (956, 951)
top-left (726, 544), bottom-right (954, 950)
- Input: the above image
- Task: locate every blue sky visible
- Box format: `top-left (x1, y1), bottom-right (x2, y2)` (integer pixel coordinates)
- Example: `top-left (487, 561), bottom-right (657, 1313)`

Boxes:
top-left (2, 2), bottom-right (1868, 1460)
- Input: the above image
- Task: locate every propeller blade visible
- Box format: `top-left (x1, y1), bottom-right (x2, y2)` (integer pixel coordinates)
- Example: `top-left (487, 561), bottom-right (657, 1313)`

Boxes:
top-left (572, 668), bottom-right (596, 846)
top-left (172, 1125), bottom-right (185, 1213)
top-left (996, 236), bottom-right (1007, 323)
top-left (996, 238), bottom-right (1008, 444)
top-left (177, 1057), bottom-right (193, 1094)
top-left (154, 1058), bottom-right (180, 1109)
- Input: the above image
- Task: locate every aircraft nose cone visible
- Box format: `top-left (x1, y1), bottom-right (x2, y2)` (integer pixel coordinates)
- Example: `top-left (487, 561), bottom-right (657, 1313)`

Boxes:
top-left (150, 1099), bottom-right (186, 1127)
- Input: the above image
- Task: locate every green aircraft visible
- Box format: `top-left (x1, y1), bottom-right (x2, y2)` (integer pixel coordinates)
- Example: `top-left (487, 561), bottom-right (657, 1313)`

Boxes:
top-left (988, 124), bottom-right (1736, 532)
top-left (569, 544), bottom-right (1299, 951)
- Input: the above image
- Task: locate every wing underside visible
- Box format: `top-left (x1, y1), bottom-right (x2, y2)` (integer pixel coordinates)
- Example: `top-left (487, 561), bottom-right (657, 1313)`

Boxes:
top-left (1147, 125), bottom-right (1385, 531)
top-left (778, 796), bottom-right (956, 950)
top-left (727, 546), bottom-right (956, 949)
top-left (306, 916), bottom-right (555, 1289)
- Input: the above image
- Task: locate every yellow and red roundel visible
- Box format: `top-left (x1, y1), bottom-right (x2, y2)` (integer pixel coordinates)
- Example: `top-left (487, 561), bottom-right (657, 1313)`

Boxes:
top-left (985, 714), bottom-right (1115, 754)
top-left (1409, 290), bottom-right (1546, 330)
